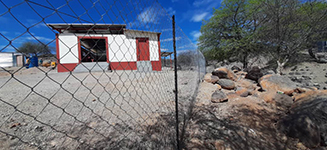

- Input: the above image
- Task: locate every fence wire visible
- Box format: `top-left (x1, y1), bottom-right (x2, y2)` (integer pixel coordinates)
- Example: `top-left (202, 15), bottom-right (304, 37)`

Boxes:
top-left (0, 0), bottom-right (205, 149)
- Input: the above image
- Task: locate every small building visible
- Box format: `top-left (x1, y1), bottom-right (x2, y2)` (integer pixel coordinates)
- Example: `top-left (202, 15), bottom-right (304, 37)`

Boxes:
top-left (317, 41), bottom-right (327, 52)
top-left (48, 24), bottom-right (162, 72)
top-left (0, 52), bottom-right (24, 68)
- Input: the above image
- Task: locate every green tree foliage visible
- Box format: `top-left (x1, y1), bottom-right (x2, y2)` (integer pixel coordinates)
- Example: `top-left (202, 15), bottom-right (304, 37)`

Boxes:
top-left (199, 0), bottom-right (264, 68)
top-left (257, 0), bottom-right (302, 73)
top-left (198, 0), bottom-right (327, 72)
top-left (299, 1), bottom-right (327, 58)
top-left (177, 51), bottom-right (198, 66)
top-left (18, 42), bottom-right (53, 57)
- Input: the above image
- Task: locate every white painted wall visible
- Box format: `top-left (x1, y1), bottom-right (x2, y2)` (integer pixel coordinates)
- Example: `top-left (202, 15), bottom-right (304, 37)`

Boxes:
top-left (124, 30), bottom-right (160, 61)
top-left (58, 35), bottom-right (79, 64)
top-left (149, 40), bottom-right (159, 61)
top-left (108, 34), bottom-right (137, 62)
top-left (58, 31), bottom-right (160, 64)
top-left (0, 53), bottom-right (13, 67)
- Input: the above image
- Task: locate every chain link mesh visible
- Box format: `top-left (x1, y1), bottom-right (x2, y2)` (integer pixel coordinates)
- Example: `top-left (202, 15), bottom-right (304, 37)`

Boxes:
top-left (0, 0), bottom-right (205, 149)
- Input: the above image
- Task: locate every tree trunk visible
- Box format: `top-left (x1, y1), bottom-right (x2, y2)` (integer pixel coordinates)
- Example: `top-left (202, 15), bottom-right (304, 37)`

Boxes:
top-left (242, 51), bottom-right (248, 69)
top-left (276, 59), bottom-right (287, 75)
top-left (243, 61), bottom-right (248, 69)
top-left (308, 48), bottom-right (316, 60)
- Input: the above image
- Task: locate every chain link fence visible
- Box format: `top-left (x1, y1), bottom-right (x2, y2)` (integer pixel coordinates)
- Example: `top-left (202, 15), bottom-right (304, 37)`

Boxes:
top-left (0, 0), bottom-right (205, 149)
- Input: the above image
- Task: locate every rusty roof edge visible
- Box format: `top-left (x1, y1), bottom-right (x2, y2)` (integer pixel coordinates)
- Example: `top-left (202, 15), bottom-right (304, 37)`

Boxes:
top-left (124, 29), bottom-right (161, 35)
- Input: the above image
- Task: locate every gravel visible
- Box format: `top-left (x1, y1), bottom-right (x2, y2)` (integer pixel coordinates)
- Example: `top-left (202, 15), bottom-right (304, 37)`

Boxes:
top-left (0, 66), bottom-right (202, 149)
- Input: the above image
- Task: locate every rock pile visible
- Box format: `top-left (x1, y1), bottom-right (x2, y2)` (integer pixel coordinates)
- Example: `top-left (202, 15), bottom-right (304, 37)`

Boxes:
top-left (200, 66), bottom-right (327, 149)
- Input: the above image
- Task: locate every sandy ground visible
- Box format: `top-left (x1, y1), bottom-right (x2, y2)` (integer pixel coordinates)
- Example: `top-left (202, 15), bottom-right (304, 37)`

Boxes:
top-left (0, 65), bottom-right (202, 149)
top-left (284, 61), bottom-right (327, 89)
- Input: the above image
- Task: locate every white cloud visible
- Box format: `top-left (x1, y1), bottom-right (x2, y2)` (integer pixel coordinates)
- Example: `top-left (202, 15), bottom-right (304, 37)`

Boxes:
top-left (137, 7), bottom-right (159, 23)
top-left (0, 31), bottom-right (9, 35)
top-left (26, 36), bottom-right (53, 42)
top-left (166, 7), bottom-right (176, 16)
top-left (190, 31), bottom-right (201, 41)
top-left (161, 37), bottom-right (181, 42)
top-left (0, 45), bottom-right (16, 52)
top-left (0, 16), bottom-right (9, 23)
top-left (161, 28), bottom-right (173, 32)
top-left (26, 19), bottom-right (47, 28)
top-left (180, 0), bottom-right (220, 22)
top-left (193, 0), bottom-right (214, 7)
top-left (177, 49), bottom-right (193, 55)
top-left (191, 12), bottom-right (208, 22)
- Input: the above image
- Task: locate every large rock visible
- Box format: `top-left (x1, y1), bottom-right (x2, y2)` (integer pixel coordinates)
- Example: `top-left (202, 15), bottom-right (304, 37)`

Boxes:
top-left (259, 74), bottom-right (297, 95)
top-left (294, 87), bottom-right (317, 94)
top-left (210, 76), bottom-right (219, 84)
top-left (279, 114), bottom-right (320, 148)
top-left (258, 91), bottom-right (293, 110)
top-left (231, 65), bottom-right (241, 72)
top-left (196, 82), bottom-right (221, 105)
top-left (278, 90), bottom-right (327, 148)
top-left (316, 54), bottom-right (327, 63)
top-left (245, 66), bottom-right (263, 82)
top-left (264, 70), bottom-right (275, 75)
top-left (212, 67), bottom-right (237, 81)
top-left (204, 73), bottom-right (219, 84)
top-left (217, 79), bottom-right (235, 90)
top-left (236, 79), bottom-right (257, 90)
top-left (292, 90), bottom-right (327, 105)
top-left (211, 90), bottom-right (228, 103)
top-left (228, 96), bottom-right (271, 113)
top-left (204, 73), bottom-right (212, 82)
top-left (235, 87), bottom-right (249, 97)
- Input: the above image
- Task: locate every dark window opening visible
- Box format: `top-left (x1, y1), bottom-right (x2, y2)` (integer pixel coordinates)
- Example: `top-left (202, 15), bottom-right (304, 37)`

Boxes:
top-left (80, 38), bottom-right (107, 62)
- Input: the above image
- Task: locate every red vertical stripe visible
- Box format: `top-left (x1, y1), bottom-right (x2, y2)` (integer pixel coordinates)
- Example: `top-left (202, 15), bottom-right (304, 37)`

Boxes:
top-left (56, 34), bottom-right (60, 64)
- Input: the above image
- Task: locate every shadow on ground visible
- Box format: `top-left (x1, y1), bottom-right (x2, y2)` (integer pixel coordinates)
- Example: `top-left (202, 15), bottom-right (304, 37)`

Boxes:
top-left (181, 104), bottom-right (302, 150)
top-left (75, 113), bottom-right (177, 150)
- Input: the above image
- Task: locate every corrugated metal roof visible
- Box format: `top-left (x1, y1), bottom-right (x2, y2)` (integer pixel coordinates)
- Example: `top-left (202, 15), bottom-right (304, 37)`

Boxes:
top-left (124, 29), bottom-right (161, 34)
top-left (47, 23), bottom-right (126, 34)
top-left (47, 23), bottom-right (126, 29)
top-left (47, 24), bottom-right (161, 35)
top-left (161, 52), bottom-right (173, 57)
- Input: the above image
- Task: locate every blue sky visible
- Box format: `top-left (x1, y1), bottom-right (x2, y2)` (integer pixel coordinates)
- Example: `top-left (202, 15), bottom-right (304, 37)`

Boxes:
top-left (159, 0), bottom-right (221, 42)
top-left (0, 0), bottom-right (221, 53)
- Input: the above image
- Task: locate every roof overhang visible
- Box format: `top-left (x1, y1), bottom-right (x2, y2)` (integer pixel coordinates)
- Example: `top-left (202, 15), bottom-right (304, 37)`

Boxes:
top-left (124, 29), bottom-right (161, 35)
top-left (47, 23), bottom-right (126, 34)
top-left (161, 52), bottom-right (173, 57)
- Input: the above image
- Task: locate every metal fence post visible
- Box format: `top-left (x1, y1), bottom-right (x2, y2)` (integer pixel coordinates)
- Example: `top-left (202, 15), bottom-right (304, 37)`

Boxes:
top-left (172, 15), bottom-right (180, 150)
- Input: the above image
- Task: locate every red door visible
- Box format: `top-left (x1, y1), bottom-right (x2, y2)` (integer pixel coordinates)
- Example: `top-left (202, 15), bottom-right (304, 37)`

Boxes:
top-left (137, 38), bottom-right (150, 61)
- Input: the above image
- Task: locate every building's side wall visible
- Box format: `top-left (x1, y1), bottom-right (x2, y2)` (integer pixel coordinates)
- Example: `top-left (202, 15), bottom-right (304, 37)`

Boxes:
top-left (124, 31), bottom-right (161, 71)
top-left (16, 55), bottom-right (24, 67)
top-left (0, 53), bottom-right (13, 67)
top-left (124, 31), bottom-right (160, 61)
top-left (57, 31), bottom-right (161, 72)
top-left (57, 34), bottom-right (79, 72)
top-left (108, 35), bottom-right (137, 62)
top-left (107, 34), bottom-right (137, 70)
top-left (58, 35), bottom-right (79, 64)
